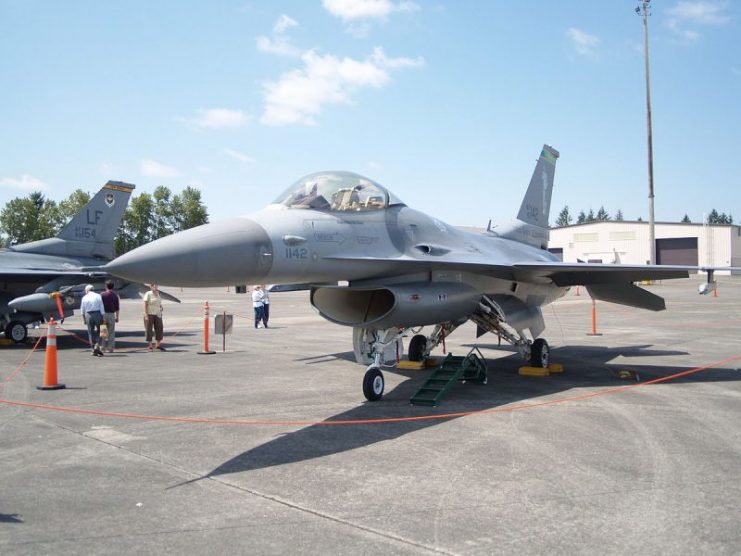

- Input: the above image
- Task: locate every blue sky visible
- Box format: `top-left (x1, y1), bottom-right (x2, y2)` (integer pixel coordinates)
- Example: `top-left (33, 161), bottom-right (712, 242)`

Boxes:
top-left (1, 1), bottom-right (739, 227)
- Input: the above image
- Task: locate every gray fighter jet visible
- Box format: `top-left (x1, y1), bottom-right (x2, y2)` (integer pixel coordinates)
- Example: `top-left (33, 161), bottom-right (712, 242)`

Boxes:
top-left (0, 181), bottom-right (135, 342)
top-left (105, 145), bottom-right (705, 401)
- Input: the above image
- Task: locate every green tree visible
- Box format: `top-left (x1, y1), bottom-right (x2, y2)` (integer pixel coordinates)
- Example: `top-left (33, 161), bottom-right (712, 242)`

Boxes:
top-left (113, 186), bottom-right (209, 255)
top-left (576, 210), bottom-right (586, 224)
top-left (555, 205), bottom-right (572, 227)
top-left (586, 208), bottom-right (596, 223)
top-left (596, 206), bottom-right (610, 221)
top-left (173, 186), bottom-right (209, 231)
top-left (681, 214), bottom-right (691, 223)
top-left (614, 209), bottom-right (624, 221)
top-left (0, 191), bottom-right (61, 244)
top-left (152, 186), bottom-right (173, 240)
top-left (707, 209), bottom-right (720, 223)
top-left (115, 193), bottom-right (154, 255)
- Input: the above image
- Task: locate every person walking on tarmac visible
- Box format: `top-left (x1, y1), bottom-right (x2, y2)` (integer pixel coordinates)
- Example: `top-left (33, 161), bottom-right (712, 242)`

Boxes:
top-left (80, 284), bottom-right (105, 356)
top-left (252, 285), bottom-right (265, 328)
top-left (260, 284), bottom-right (270, 328)
top-left (100, 280), bottom-right (120, 353)
top-left (143, 284), bottom-right (165, 351)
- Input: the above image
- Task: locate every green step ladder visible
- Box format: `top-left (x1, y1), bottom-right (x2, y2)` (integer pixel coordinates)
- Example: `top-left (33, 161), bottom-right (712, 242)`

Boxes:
top-left (410, 348), bottom-right (488, 406)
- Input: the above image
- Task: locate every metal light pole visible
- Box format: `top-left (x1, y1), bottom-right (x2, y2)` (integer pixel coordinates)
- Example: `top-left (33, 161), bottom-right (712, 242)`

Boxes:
top-left (637, 0), bottom-right (655, 264)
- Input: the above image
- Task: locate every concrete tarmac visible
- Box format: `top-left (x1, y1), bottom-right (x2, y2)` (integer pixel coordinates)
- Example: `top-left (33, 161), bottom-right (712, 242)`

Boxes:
top-left (1, 277), bottom-right (741, 555)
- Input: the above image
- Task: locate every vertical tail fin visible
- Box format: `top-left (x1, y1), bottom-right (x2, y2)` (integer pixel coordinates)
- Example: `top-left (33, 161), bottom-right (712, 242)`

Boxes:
top-left (15, 181), bottom-right (135, 259)
top-left (488, 144), bottom-right (559, 249)
top-left (516, 144), bottom-right (559, 228)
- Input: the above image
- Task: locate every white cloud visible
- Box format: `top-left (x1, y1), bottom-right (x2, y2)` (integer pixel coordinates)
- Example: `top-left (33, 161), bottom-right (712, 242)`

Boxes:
top-left (667, 1), bottom-right (730, 25)
top-left (566, 27), bottom-right (600, 57)
top-left (274, 14), bottom-right (298, 33)
top-left (140, 160), bottom-right (180, 178)
top-left (257, 14), bottom-right (302, 57)
top-left (260, 47), bottom-right (424, 126)
top-left (322, 0), bottom-right (419, 21)
top-left (183, 108), bottom-right (251, 129)
top-left (0, 174), bottom-right (50, 191)
top-left (256, 35), bottom-right (302, 57)
top-left (666, 1), bottom-right (730, 42)
top-left (224, 148), bottom-right (255, 164)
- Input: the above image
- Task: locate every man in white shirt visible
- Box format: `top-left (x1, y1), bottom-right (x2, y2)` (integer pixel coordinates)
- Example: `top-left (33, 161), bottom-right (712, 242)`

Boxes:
top-left (252, 285), bottom-right (265, 328)
top-left (80, 284), bottom-right (105, 356)
top-left (260, 284), bottom-right (270, 328)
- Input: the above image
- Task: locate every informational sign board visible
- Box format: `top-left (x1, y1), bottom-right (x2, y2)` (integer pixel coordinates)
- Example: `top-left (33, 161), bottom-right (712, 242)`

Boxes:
top-left (214, 313), bottom-right (233, 335)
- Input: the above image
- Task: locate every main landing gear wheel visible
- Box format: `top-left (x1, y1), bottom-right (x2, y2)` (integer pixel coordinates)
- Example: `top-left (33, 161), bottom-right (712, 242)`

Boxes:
top-left (530, 338), bottom-right (550, 368)
top-left (363, 367), bottom-right (385, 401)
top-left (5, 321), bottom-right (27, 343)
top-left (408, 334), bottom-right (427, 362)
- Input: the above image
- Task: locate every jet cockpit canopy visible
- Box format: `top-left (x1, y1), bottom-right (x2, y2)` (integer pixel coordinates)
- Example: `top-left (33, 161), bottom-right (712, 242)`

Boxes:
top-left (273, 171), bottom-right (404, 212)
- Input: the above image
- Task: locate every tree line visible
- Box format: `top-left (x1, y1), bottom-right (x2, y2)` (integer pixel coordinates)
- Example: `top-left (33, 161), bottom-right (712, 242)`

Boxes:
top-left (0, 186), bottom-right (208, 254)
top-left (554, 206), bottom-right (733, 227)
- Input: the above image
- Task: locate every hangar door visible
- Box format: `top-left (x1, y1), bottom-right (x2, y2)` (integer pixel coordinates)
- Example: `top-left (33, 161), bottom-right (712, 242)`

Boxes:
top-left (656, 237), bottom-right (698, 265)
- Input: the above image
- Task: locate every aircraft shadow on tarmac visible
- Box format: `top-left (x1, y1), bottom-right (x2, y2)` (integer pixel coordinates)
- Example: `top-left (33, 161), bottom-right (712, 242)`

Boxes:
top-left (200, 344), bottom-right (741, 478)
top-left (19, 329), bottom-right (196, 352)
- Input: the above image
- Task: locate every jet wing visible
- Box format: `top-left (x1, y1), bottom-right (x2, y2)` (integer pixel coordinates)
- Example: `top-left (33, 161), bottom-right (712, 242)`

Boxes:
top-left (321, 255), bottom-right (697, 285)
top-left (508, 262), bottom-right (693, 286)
top-left (321, 256), bottom-right (705, 312)
top-left (0, 267), bottom-right (92, 277)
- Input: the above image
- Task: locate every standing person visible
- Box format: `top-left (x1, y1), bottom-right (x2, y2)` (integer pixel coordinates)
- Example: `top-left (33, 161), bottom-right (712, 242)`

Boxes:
top-left (252, 285), bottom-right (265, 328)
top-left (100, 280), bottom-right (120, 353)
top-left (261, 284), bottom-right (270, 328)
top-left (80, 284), bottom-right (105, 356)
top-left (143, 284), bottom-right (165, 351)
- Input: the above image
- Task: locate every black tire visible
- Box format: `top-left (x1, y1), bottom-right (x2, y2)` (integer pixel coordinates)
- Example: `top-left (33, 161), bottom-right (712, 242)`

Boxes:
top-left (408, 334), bottom-right (427, 362)
top-left (363, 367), bottom-right (385, 401)
top-left (530, 338), bottom-right (550, 368)
top-left (5, 321), bottom-right (27, 343)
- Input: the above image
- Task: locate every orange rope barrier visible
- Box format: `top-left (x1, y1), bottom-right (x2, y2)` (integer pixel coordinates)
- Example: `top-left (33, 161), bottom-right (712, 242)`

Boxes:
top-left (2, 355), bottom-right (739, 427)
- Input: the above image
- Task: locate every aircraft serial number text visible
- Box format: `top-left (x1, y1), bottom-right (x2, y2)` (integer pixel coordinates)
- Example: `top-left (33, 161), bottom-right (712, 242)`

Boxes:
top-left (75, 227), bottom-right (97, 239)
top-left (285, 247), bottom-right (308, 259)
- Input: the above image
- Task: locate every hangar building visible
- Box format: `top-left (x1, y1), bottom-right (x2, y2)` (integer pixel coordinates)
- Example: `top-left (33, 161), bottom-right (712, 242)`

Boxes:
top-left (548, 221), bottom-right (741, 275)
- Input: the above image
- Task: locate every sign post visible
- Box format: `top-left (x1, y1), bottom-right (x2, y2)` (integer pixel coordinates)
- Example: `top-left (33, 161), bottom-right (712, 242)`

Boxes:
top-left (214, 312), bottom-right (233, 352)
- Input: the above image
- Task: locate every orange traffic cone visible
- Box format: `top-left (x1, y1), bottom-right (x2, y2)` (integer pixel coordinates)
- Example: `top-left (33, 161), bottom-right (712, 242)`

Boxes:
top-left (38, 318), bottom-right (65, 390)
top-left (197, 301), bottom-right (215, 355)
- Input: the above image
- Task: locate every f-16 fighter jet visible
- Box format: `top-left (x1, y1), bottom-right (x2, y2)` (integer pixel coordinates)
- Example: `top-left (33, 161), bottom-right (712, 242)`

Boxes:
top-left (0, 181), bottom-right (135, 342)
top-left (105, 145), bottom-right (709, 401)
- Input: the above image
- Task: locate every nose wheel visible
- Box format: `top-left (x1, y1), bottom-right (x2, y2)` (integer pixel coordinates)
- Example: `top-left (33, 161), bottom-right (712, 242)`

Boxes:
top-left (363, 367), bottom-right (385, 401)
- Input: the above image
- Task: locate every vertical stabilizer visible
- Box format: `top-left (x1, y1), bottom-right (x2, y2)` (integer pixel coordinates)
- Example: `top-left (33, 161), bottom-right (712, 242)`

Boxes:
top-left (516, 144), bottom-right (559, 228)
top-left (14, 181), bottom-right (135, 259)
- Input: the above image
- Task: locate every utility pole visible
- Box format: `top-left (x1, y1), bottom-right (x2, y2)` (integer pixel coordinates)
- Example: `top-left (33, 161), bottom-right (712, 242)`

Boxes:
top-left (636, 0), bottom-right (655, 264)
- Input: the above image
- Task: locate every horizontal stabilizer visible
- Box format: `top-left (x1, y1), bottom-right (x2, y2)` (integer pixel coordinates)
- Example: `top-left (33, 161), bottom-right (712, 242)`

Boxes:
top-left (586, 283), bottom-right (666, 311)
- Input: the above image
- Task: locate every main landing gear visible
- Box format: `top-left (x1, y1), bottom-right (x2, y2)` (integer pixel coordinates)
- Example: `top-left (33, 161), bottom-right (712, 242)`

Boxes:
top-left (354, 314), bottom-right (551, 402)
top-left (4, 321), bottom-right (28, 343)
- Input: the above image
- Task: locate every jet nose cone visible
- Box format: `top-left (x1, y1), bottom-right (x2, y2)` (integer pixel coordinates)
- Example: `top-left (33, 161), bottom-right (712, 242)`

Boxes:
top-left (106, 218), bottom-right (273, 286)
